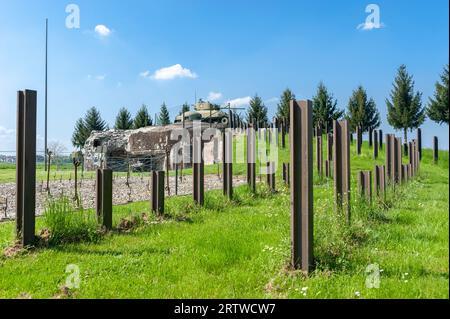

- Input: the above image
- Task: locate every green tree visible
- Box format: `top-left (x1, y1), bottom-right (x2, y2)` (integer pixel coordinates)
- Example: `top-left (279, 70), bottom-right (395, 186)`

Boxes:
top-left (276, 88), bottom-right (295, 124)
top-left (158, 102), bottom-right (171, 125)
top-left (84, 107), bottom-right (108, 132)
top-left (71, 107), bottom-right (107, 149)
top-left (346, 86), bottom-right (380, 133)
top-left (179, 102), bottom-right (190, 115)
top-left (71, 118), bottom-right (88, 149)
top-left (386, 65), bottom-right (425, 142)
top-left (312, 82), bottom-right (344, 132)
top-left (427, 64), bottom-right (449, 125)
top-left (246, 94), bottom-right (268, 127)
top-left (133, 104), bottom-right (152, 129)
top-left (114, 107), bottom-right (133, 130)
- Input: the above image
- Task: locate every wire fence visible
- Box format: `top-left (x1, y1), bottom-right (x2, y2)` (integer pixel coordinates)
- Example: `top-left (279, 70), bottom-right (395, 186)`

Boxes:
top-left (0, 153), bottom-right (245, 221)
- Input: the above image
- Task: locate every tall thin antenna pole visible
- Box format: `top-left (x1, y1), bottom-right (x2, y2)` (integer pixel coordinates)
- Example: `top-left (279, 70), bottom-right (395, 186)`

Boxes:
top-left (44, 18), bottom-right (48, 171)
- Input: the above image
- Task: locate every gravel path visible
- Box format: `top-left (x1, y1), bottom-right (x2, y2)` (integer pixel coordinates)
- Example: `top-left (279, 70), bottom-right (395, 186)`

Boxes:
top-left (0, 174), bottom-right (247, 221)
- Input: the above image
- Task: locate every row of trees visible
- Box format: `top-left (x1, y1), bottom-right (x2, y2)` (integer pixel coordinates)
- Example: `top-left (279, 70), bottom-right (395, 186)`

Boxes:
top-left (115, 103), bottom-right (171, 130)
top-left (72, 103), bottom-right (172, 149)
top-left (264, 64), bottom-right (448, 142)
top-left (73, 64), bottom-right (448, 149)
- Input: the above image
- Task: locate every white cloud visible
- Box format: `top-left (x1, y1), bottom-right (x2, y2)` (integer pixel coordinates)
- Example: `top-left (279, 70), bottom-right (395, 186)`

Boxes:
top-left (87, 74), bottom-right (106, 81)
top-left (357, 21), bottom-right (385, 31)
top-left (95, 24), bottom-right (112, 37)
top-left (0, 126), bottom-right (14, 136)
top-left (139, 70), bottom-right (151, 78)
top-left (0, 126), bottom-right (15, 153)
top-left (226, 96), bottom-right (251, 108)
top-left (207, 92), bottom-right (223, 101)
top-left (151, 64), bottom-right (198, 80)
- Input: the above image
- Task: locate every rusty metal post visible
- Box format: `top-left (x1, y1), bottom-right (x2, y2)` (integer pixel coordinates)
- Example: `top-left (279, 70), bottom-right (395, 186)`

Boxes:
top-left (326, 133), bottom-right (332, 178)
top-left (223, 129), bottom-right (233, 199)
top-left (316, 126), bottom-right (323, 178)
top-left (151, 171), bottom-right (165, 216)
top-left (333, 120), bottom-right (351, 222)
top-left (193, 136), bottom-right (204, 205)
top-left (358, 171), bottom-right (364, 197)
top-left (175, 162), bottom-right (178, 196)
top-left (408, 141), bottom-right (413, 169)
top-left (281, 120), bottom-right (286, 149)
top-left (365, 171), bottom-right (372, 202)
top-left (290, 100), bottom-right (313, 272)
top-left (358, 171), bottom-right (372, 203)
top-left (283, 162), bottom-right (290, 185)
top-left (222, 131), bottom-right (228, 196)
top-left (19, 90), bottom-right (37, 246)
top-left (356, 126), bottom-right (362, 155)
top-left (101, 168), bottom-right (113, 230)
top-left (327, 133), bottom-right (333, 161)
top-left (412, 140), bottom-right (417, 173)
top-left (157, 171), bottom-right (165, 214)
top-left (402, 164), bottom-right (408, 183)
top-left (374, 165), bottom-right (386, 200)
top-left (415, 139), bottom-right (420, 173)
top-left (396, 137), bottom-right (402, 184)
top-left (412, 139), bottom-right (417, 174)
top-left (16, 91), bottom-right (24, 239)
top-left (417, 128), bottom-right (422, 161)
top-left (391, 135), bottom-right (399, 184)
top-left (379, 129), bottom-right (383, 150)
top-left (247, 126), bottom-right (256, 192)
top-left (151, 171), bottom-right (157, 213)
top-left (433, 136), bottom-right (438, 164)
top-left (325, 160), bottom-right (331, 178)
top-left (267, 162), bottom-right (275, 192)
top-left (96, 169), bottom-right (103, 222)
top-left (385, 134), bottom-right (393, 184)
top-left (373, 130), bottom-right (378, 159)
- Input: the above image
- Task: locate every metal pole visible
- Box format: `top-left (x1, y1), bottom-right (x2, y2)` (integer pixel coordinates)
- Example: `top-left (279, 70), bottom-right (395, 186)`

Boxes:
top-left (290, 100), bottom-right (313, 272)
top-left (16, 91), bottom-right (24, 238)
top-left (22, 90), bottom-right (37, 245)
top-left (44, 18), bottom-right (48, 171)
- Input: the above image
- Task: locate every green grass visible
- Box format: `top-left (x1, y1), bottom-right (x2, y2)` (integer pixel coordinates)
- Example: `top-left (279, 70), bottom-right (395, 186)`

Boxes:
top-left (40, 197), bottom-right (101, 246)
top-left (0, 137), bottom-right (448, 299)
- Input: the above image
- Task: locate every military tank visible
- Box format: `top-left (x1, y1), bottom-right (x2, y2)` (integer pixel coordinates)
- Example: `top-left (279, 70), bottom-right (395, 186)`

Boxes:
top-left (174, 101), bottom-right (229, 125)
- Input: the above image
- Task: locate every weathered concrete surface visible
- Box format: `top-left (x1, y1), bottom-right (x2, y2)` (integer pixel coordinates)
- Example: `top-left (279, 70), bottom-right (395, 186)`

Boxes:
top-left (84, 123), bottom-right (225, 171)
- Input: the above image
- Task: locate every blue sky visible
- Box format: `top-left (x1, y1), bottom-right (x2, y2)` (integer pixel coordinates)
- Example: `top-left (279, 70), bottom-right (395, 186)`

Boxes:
top-left (0, 0), bottom-right (448, 153)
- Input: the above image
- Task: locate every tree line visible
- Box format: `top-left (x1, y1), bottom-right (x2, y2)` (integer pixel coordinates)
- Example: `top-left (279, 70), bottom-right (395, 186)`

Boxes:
top-left (72, 64), bottom-right (448, 149)
top-left (267, 64), bottom-right (448, 144)
top-left (72, 102), bottom-right (173, 149)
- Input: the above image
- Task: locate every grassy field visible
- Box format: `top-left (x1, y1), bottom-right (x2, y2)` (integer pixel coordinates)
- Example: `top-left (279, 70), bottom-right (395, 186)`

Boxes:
top-left (0, 159), bottom-right (246, 184)
top-left (0, 138), bottom-right (448, 299)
